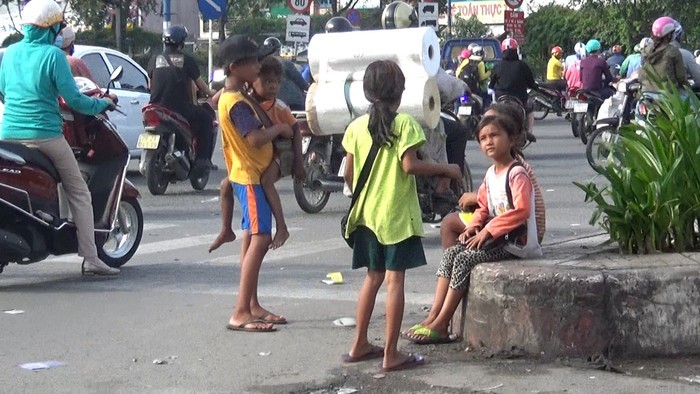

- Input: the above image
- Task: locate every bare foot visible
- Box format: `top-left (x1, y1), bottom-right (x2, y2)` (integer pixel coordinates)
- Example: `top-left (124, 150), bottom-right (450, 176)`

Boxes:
top-left (208, 230), bottom-right (236, 253)
top-left (270, 226), bottom-right (289, 250)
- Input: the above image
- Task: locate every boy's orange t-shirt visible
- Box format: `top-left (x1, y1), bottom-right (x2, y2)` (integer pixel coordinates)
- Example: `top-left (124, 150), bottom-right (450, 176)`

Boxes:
top-left (258, 98), bottom-right (297, 128)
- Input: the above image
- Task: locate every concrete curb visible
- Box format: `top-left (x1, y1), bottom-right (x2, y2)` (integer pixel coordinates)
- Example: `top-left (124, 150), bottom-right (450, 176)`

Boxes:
top-left (453, 235), bottom-right (700, 359)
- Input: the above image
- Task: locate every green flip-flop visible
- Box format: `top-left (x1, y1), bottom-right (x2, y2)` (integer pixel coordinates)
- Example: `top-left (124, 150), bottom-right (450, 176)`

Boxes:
top-left (408, 326), bottom-right (458, 345)
top-left (401, 323), bottom-right (424, 339)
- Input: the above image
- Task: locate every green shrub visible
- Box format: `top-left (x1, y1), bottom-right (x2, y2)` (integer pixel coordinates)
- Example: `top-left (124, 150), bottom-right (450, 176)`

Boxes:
top-left (575, 84), bottom-right (700, 254)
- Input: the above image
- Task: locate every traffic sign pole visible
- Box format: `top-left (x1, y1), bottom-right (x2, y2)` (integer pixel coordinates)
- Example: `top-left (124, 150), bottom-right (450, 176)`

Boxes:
top-left (208, 21), bottom-right (213, 89)
top-left (163, 0), bottom-right (171, 32)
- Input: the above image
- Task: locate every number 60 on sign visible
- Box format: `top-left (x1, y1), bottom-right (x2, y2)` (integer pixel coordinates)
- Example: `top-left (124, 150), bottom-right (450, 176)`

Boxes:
top-left (287, 0), bottom-right (310, 13)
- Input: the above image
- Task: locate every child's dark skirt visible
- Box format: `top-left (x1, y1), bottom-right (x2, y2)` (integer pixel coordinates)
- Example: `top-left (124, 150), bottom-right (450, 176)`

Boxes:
top-left (351, 226), bottom-right (426, 271)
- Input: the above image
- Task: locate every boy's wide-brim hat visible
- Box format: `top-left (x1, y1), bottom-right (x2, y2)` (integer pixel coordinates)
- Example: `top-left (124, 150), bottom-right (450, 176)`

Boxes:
top-left (218, 35), bottom-right (276, 65)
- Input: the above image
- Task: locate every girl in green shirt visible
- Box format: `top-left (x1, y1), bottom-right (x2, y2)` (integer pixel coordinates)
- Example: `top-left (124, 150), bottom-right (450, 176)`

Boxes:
top-left (341, 60), bottom-right (461, 372)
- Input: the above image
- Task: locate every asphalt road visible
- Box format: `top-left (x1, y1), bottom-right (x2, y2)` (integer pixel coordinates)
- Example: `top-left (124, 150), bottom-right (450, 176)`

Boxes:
top-left (2, 117), bottom-right (696, 393)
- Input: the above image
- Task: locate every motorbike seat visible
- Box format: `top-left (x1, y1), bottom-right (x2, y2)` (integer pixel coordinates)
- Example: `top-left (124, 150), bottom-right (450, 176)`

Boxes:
top-left (538, 82), bottom-right (564, 94)
top-left (576, 89), bottom-right (605, 104)
top-left (0, 140), bottom-right (60, 180)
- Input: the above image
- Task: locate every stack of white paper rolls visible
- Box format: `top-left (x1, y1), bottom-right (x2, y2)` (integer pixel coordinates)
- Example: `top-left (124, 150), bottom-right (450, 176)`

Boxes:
top-left (305, 27), bottom-right (442, 135)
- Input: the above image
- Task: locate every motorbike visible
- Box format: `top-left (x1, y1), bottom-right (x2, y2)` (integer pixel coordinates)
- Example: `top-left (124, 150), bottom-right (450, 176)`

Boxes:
top-left (0, 67), bottom-right (144, 272)
top-left (138, 101), bottom-right (217, 195)
top-left (456, 92), bottom-right (483, 140)
top-left (594, 77), bottom-right (640, 130)
top-left (528, 82), bottom-right (569, 121)
top-left (571, 89), bottom-right (606, 145)
top-left (585, 78), bottom-right (641, 172)
top-left (292, 110), bottom-right (473, 222)
top-left (292, 112), bottom-right (346, 214)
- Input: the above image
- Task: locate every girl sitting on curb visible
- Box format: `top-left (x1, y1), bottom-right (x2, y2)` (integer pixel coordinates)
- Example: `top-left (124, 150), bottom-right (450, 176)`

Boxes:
top-left (404, 102), bottom-right (543, 345)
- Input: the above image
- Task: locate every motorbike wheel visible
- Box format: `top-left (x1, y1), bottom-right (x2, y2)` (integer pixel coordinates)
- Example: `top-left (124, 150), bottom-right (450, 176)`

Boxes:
top-left (98, 197), bottom-right (144, 268)
top-left (189, 165), bottom-right (210, 191)
top-left (293, 146), bottom-right (331, 214)
top-left (528, 96), bottom-right (549, 121)
top-left (579, 111), bottom-right (595, 145)
top-left (570, 113), bottom-right (580, 138)
top-left (144, 146), bottom-right (169, 195)
top-left (586, 125), bottom-right (621, 174)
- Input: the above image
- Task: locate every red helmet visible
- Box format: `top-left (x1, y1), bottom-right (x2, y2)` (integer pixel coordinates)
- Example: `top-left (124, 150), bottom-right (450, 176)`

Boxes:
top-left (502, 38), bottom-right (519, 51)
top-left (459, 48), bottom-right (471, 60)
top-left (551, 46), bottom-right (563, 55)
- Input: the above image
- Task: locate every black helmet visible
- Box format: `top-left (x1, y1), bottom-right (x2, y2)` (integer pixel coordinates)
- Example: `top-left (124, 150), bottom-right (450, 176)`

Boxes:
top-left (163, 25), bottom-right (188, 46)
top-left (381, 1), bottom-right (417, 29)
top-left (263, 37), bottom-right (282, 53)
top-left (325, 16), bottom-right (353, 33)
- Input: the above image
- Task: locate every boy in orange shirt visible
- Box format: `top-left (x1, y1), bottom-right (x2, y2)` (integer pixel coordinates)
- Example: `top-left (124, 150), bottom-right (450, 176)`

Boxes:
top-left (210, 55), bottom-right (304, 254)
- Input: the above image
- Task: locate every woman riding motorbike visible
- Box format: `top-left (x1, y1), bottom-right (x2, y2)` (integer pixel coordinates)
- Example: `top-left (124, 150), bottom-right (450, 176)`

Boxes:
top-left (489, 38), bottom-right (538, 142)
top-left (640, 17), bottom-right (689, 94)
top-left (0, 0), bottom-right (119, 276)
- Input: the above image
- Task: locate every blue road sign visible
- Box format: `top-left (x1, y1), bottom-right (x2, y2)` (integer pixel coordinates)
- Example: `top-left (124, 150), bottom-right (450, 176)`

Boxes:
top-left (198, 0), bottom-right (226, 20)
top-left (346, 9), bottom-right (361, 26)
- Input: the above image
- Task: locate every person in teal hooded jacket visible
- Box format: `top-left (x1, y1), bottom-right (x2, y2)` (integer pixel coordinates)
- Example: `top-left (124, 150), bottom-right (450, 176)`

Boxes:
top-left (0, 0), bottom-right (119, 276)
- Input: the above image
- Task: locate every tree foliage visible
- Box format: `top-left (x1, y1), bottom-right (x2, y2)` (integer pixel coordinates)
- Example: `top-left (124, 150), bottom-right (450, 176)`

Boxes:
top-left (449, 15), bottom-right (490, 39)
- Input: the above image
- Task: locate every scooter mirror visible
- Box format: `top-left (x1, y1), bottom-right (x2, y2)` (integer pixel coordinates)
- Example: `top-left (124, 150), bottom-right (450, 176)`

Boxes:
top-left (106, 66), bottom-right (123, 95)
top-left (109, 66), bottom-right (124, 84)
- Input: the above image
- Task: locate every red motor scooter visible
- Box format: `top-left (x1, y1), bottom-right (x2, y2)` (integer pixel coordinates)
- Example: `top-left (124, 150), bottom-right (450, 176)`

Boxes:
top-left (0, 67), bottom-right (143, 272)
top-left (138, 101), bottom-right (216, 195)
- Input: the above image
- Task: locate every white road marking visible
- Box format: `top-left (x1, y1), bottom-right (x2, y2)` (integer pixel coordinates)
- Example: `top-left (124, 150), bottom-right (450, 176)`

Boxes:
top-left (143, 223), bottom-right (177, 231)
top-left (43, 227), bottom-right (305, 262)
top-left (208, 237), bottom-right (346, 264)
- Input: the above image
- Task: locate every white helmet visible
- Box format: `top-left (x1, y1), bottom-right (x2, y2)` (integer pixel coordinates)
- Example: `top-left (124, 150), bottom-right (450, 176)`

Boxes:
top-left (21, 0), bottom-right (63, 29)
top-left (58, 25), bottom-right (74, 49)
top-left (635, 37), bottom-right (652, 53)
top-left (574, 42), bottom-right (586, 58)
top-left (470, 45), bottom-right (484, 60)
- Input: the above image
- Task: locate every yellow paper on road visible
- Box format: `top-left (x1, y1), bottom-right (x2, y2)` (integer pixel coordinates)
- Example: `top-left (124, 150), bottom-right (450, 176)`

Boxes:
top-left (322, 272), bottom-right (344, 285)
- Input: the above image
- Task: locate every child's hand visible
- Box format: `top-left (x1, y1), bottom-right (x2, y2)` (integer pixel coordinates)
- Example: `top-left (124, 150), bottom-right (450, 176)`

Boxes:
top-left (444, 164), bottom-right (462, 180)
top-left (458, 192), bottom-right (478, 211)
top-left (458, 227), bottom-right (479, 244)
top-left (465, 228), bottom-right (492, 250)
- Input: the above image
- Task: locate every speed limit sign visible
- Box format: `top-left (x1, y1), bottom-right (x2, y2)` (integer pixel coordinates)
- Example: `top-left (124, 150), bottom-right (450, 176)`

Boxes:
top-left (286, 0), bottom-right (310, 14)
top-left (504, 0), bottom-right (523, 9)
